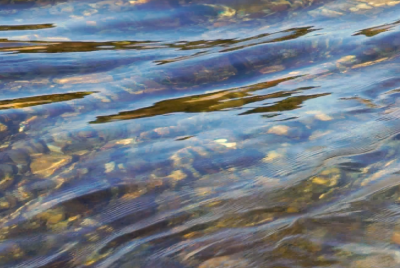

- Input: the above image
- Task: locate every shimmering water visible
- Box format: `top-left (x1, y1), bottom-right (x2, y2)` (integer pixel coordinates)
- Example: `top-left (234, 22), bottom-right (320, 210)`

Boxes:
top-left (2, 0), bottom-right (400, 267)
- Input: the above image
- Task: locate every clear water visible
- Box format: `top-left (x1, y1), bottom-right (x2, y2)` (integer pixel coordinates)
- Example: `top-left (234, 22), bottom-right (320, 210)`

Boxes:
top-left (1, 0), bottom-right (400, 267)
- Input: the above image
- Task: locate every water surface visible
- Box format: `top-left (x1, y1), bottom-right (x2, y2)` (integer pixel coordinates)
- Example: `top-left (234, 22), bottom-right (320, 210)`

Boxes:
top-left (1, 0), bottom-right (400, 267)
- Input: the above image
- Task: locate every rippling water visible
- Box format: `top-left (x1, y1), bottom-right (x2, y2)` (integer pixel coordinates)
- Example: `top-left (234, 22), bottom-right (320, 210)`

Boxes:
top-left (2, 0), bottom-right (400, 267)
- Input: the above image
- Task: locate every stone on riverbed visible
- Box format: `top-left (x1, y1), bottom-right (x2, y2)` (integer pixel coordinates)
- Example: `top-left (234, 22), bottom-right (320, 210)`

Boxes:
top-left (350, 255), bottom-right (398, 268)
top-left (198, 256), bottom-right (249, 268)
top-left (0, 164), bottom-right (15, 190)
top-left (8, 149), bottom-right (30, 165)
top-left (30, 154), bottom-right (73, 179)
top-left (12, 139), bottom-right (48, 154)
top-left (0, 123), bottom-right (8, 132)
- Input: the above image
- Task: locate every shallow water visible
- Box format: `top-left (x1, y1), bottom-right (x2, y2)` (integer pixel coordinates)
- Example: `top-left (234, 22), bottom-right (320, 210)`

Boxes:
top-left (2, 0), bottom-right (400, 267)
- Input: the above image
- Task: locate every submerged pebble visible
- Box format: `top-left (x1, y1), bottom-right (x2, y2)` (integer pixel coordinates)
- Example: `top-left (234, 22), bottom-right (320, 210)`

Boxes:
top-left (30, 154), bottom-right (72, 178)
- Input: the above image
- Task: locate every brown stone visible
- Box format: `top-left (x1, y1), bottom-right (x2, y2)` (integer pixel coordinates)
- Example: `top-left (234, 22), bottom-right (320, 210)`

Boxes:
top-left (0, 166), bottom-right (14, 193)
top-left (199, 256), bottom-right (249, 268)
top-left (37, 209), bottom-right (65, 225)
top-left (8, 149), bottom-right (30, 165)
top-left (0, 123), bottom-right (8, 132)
top-left (350, 255), bottom-right (398, 268)
top-left (30, 154), bottom-right (72, 178)
top-left (392, 231), bottom-right (400, 245)
top-left (269, 1), bottom-right (291, 12)
top-left (47, 213), bottom-right (65, 225)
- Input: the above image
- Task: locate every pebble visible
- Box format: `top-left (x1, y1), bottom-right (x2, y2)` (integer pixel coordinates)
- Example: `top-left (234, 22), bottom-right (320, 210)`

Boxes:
top-left (286, 207), bottom-right (299, 213)
top-left (12, 140), bottom-right (48, 154)
top-left (8, 149), bottom-right (30, 165)
top-left (30, 154), bottom-right (73, 178)
top-left (0, 164), bottom-right (15, 190)
top-left (46, 143), bottom-right (64, 154)
top-left (47, 213), bottom-right (65, 225)
top-left (312, 177), bottom-right (330, 185)
top-left (38, 209), bottom-right (65, 225)
top-left (350, 255), bottom-right (398, 268)
top-left (168, 170), bottom-right (187, 181)
top-left (269, 1), bottom-right (291, 12)
top-left (0, 123), bottom-right (8, 132)
top-left (391, 231), bottom-right (400, 245)
top-left (198, 256), bottom-right (249, 268)
top-left (0, 195), bottom-right (16, 210)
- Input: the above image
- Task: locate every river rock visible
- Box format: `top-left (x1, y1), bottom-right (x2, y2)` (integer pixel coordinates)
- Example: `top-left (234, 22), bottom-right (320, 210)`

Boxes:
top-left (30, 154), bottom-right (73, 178)
top-left (8, 149), bottom-right (30, 165)
top-left (198, 256), bottom-right (249, 268)
top-left (0, 121), bottom-right (7, 131)
top-left (350, 255), bottom-right (398, 268)
top-left (12, 139), bottom-right (48, 154)
top-left (37, 208), bottom-right (65, 225)
top-left (0, 164), bottom-right (15, 190)
top-left (269, 0), bottom-right (291, 12)
top-left (0, 195), bottom-right (16, 210)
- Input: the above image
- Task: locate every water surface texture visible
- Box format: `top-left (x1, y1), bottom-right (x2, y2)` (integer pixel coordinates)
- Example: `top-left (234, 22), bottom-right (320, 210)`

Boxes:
top-left (1, 0), bottom-right (400, 267)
